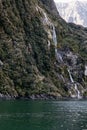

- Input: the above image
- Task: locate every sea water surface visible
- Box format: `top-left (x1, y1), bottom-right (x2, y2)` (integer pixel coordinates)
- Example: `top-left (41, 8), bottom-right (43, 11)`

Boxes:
top-left (0, 100), bottom-right (87, 130)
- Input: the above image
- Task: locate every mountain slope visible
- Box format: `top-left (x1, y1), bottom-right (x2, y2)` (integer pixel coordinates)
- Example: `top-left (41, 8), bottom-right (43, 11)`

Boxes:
top-left (0, 0), bottom-right (87, 99)
top-left (56, 1), bottom-right (87, 27)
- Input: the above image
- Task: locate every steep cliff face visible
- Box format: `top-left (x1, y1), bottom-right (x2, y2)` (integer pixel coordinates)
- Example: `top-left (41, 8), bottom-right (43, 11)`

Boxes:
top-left (0, 0), bottom-right (87, 99)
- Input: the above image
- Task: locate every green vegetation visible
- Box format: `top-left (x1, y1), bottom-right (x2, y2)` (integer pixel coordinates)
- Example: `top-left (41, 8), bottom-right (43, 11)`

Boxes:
top-left (0, 0), bottom-right (87, 98)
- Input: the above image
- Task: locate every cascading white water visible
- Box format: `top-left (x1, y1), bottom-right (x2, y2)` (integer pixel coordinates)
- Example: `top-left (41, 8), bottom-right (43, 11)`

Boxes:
top-left (68, 69), bottom-right (74, 83)
top-left (41, 9), bottom-right (63, 63)
top-left (52, 25), bottom-right (63, 62)
top-left (41, 9), bottom-right (82, 98)
top-left (43, 12), bottom-right (49, 24)
top-left (41, 10), bottom-right (64, 63)
top-left (0, 60), bottom-right (3, 66)
top-left (41, 10), bottom-right (63, 63)
top-left (52, 25), bottom-right (57, 47)
top-left (57, 52), bottom-right (63, 62)
top-left (48, 40), bottom-right (51, 49)
top-left (75, 84), bottom-right (81, 99)
top-left (85, 65), bottom-right (87, 76)
top-left (37, 6), bottom-right (51, 25)
top-left (68, 69), bottom-right (82, 99)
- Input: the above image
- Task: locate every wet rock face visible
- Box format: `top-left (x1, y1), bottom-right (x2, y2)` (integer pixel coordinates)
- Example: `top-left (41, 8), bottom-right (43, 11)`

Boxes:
top-left (0, 0), bottom-right (87, 99)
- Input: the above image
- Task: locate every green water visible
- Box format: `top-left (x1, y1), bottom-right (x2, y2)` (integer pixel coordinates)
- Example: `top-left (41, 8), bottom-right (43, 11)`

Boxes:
top-left (0, 100), bottom-right (87, 130)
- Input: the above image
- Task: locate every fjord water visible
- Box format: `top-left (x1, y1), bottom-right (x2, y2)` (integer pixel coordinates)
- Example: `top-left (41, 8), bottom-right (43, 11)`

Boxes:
top-left (0, 100), bottom-right (87, 130)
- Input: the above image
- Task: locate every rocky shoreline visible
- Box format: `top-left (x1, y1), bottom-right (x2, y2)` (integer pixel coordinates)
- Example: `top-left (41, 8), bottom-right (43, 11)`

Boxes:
top-left (0, 93), bottom-right (87, 100)
top-left (0, 93), bottom-right (62, 100)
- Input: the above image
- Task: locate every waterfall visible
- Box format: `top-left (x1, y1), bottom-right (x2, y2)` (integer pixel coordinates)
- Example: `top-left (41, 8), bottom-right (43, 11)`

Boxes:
top-left (42, 10), bottom-right (63, 63)
top-left (68, 69), bottom-right (82, 99)
top-left (52, 25), bottom-right (57, 56)
top-left (37, 6), bottom-right (49, 25)
top-left (75, 84), bottom-right (81, 99)
top-left (85, 65), bottom-right (87, 76)
top-left (52, 25), bottom-right (63, 62)
top-left (42, 10), bottom-right (62, 63)
top-left (52, 25), bottom-right (57, 47)
top-left (56, 51), bottom-right (63, 62)
top-left (43, 12), bottom-right (49, 24)
top-left (0, 60), bottom-right (3, 66)
top-left (68, 69), bottom-right (74, 83)
top-left (48, 40), bottom-right (51, 49)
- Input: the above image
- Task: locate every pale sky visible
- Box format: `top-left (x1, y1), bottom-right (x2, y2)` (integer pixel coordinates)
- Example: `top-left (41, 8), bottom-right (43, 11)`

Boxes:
top-left (54, 0), bottom-right (87, 3)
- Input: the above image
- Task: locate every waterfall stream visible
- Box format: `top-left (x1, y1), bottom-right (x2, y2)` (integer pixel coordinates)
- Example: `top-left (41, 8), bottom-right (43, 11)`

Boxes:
top-left (85, 65), bottom-right (87, 76)
top-left (52, 25), bottom-right (63, 62)
top-left (75, 84), bottom-right (81, 99)
top-left (68, 69), bottom-right (74, 83)
top-left (52, 25), bottom-right (57, 47)
top-left (52, 24), bottom-right (81, 99)
top-left (68, 69), bottom-right (82, 99)
top-left (43, 12), bottom-right (49, 24)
